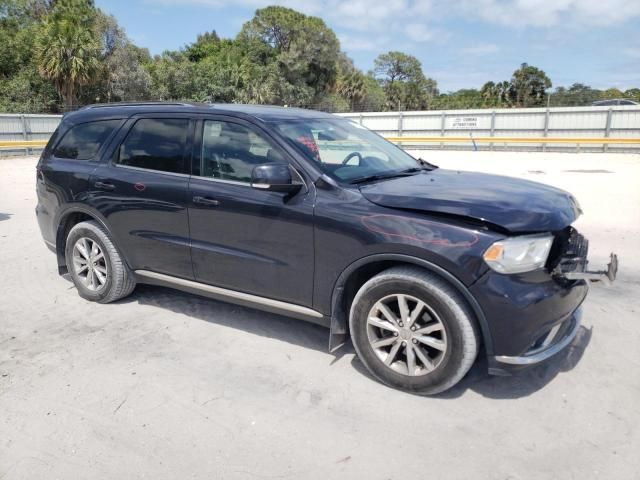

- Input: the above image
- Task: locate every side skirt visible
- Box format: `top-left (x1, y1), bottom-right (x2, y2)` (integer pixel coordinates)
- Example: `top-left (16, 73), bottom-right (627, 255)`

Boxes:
top-left (134, 270), bottom-right (330, 328)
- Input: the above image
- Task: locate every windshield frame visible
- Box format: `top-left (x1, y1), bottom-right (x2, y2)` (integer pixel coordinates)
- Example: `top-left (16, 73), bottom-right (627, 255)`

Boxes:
top-left (268, 117), bottom-right (423, 185)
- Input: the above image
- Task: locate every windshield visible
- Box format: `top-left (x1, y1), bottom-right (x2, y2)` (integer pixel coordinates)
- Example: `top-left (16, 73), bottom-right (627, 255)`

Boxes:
top-left (271, 118), bottom-right (421, 183)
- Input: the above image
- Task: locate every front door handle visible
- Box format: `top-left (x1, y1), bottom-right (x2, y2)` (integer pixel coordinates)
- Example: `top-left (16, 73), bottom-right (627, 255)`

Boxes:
top-left (94, 180), bottom-right (115, 191)
top-left (193, 196), bottom-right (220, 207)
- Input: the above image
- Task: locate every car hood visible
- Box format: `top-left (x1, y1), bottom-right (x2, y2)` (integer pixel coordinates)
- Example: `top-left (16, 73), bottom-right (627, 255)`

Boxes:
top-left (359, 169), bottom-right (581, 233)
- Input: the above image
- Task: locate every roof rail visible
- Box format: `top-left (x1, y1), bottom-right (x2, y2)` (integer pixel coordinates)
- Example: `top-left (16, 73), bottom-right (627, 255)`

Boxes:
top-left (79, 101), bottom-right (195, 110)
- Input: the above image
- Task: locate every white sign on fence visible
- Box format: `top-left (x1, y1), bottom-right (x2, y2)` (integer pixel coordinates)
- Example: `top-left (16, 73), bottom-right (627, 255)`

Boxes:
top-left (451, 116), bottom-right (479, 129)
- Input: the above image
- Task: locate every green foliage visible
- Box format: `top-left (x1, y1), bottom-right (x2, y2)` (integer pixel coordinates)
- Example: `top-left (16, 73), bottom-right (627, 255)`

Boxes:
top-left (34, 0), bottom-right (101, 108)
top-left (0, 64), bottom-right (57, 112)
top-left (240, 6), bottom-right (340, 104)
top-left (510, 63), bottom-right (552, 107)
top-left (0, 1), bottom-right (638, 113)
top-left (373, 51), bottom-right (438, 110)
top-left (624, 88), bottom-right (640, 102)
top-left (185, 31), bottom-right (220, 62)
top-left (550, 83), bottom-right (600, 106)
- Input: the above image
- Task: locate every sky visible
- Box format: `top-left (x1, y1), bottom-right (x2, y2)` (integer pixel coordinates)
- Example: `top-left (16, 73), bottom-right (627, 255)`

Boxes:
top-left (95, 0), bottom-right (640, 92)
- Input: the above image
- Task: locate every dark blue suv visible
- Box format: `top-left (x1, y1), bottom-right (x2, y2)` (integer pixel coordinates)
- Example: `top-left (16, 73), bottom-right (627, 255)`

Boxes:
top-left (35, 102), bottom-right (617, 394)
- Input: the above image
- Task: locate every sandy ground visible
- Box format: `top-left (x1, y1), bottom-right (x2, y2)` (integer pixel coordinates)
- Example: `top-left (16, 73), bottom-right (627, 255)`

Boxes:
top-left (1, 152), bottom-right (639, 480)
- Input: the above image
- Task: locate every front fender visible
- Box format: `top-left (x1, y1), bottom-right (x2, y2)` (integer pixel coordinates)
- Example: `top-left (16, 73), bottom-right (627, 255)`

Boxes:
top-left (328, 253), bottom-right (493, 356)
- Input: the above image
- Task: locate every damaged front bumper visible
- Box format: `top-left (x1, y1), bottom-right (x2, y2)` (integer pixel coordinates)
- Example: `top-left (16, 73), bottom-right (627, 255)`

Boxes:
top-left (549, 226), bottom-right (618, 284)
top-left (481, 227), bottom-right (618, 375)
top-left (555, 252), bottom-right (618, 285)
top-left (494, 306), bottom-right (582, 367)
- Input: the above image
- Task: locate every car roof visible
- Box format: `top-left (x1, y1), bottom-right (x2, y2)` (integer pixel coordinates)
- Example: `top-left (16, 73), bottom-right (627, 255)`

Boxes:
top-left (63, 101), bottom-right (338, 124)
top-left (593, 99), bottom-right (639, 105)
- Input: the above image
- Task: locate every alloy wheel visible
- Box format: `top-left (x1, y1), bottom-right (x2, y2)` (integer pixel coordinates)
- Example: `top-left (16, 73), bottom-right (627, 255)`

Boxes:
top-left (72, 237), bottom-right (108, 291)
top-left (366, 294), bottom-right (448, 376)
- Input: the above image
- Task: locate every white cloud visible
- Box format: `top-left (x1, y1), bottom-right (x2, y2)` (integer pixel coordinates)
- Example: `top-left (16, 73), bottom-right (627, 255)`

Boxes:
top-left (154, 0), bottom-right (640, 30)
top-left (338, 34), bottom-right (391, 52)
top-left (460, 43), bottom-right (500, 56)
top-left (405, 24), bottom-right (433, 43)
top-left (457, 0), bottom-right (640, 28)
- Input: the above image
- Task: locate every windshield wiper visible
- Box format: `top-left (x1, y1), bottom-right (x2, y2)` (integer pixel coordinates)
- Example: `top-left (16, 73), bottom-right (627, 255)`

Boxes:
top-left (349, 167), bottom-right (423, 185)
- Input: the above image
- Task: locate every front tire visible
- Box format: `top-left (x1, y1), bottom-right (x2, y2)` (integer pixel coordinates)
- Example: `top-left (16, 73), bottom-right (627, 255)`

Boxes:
top-left (349, 266), bottom-right (479, 395)
top-left (65, 220), bottom-right (136, 303)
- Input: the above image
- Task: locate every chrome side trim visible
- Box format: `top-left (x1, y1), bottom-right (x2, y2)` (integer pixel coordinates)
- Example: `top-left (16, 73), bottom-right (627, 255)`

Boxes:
top-left (192, 175), bottom-right (252, 187)
top-left (135, 270), bottom-right (324, 321)
top-left (494, 307), bottom-right (582, 366)
top-left (114, 163), bottom-right (191, 178)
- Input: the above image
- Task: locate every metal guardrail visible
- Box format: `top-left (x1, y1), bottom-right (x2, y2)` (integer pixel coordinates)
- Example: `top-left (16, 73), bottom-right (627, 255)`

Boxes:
top-left (1, 137), bottom-right (640, 152)
top-left (338, 106), bottom-right (640, 152)
top-left (0, 140), bottom-right (48, 148)
top-left (385, 137), bottom-right (640, 145)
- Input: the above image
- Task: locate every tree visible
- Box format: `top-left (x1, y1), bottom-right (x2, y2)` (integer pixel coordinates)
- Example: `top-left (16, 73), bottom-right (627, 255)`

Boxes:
top-left (35, 0), bottom-right (101, 109)
top-left (550, 83), bottom-right (600, 106)
top-left (510, 63), bottom-right (551, 107)
top-left (624, 88), bottom-right (640, 102)
top-left (373, 51), bottom-right (438, 110)
top-left (104, 43), bottom-right (151, 102)
top-left (374, 51), bottom-right (423, 84)
top-left (239, 6), bottom-right (340, 104)
top-left (332, 53), bottom-right (366, 110)
top-left (185, 31), bottom-right (220, 62)
top-left (600, 87), bottom-right (624, 99)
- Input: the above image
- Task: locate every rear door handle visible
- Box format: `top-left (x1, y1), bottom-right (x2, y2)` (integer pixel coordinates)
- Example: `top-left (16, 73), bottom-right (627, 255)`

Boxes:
top-left (193, 196), bottom-right (220, 207)
top-left (94, 180), bottom-right (115, 191)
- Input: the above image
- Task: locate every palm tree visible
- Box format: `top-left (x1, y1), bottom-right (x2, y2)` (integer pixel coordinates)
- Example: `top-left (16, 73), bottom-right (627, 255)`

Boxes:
top-left (35, 0), bottom-right (100, 110)
top-left (336, 71), bottom-right (366, 109)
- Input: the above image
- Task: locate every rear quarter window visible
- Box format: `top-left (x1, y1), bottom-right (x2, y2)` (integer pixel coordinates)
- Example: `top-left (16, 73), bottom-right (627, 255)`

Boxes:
top-left (53, 120), bottom-right (121, 160)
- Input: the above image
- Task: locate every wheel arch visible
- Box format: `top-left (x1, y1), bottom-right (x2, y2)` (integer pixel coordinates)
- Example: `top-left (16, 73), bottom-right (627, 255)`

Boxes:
top-left (329, 254), bottom-right (493, 356)
top-left (54, 206), bottom-right (128, 275)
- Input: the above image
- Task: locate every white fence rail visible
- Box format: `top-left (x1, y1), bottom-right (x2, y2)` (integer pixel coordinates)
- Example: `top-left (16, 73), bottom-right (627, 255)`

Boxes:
top-left (337, 105), bottom-right (640, 152)
top-left (1, 106), bottom-right (639, 155)
top-left (0, 113), bottom-right (62, 155)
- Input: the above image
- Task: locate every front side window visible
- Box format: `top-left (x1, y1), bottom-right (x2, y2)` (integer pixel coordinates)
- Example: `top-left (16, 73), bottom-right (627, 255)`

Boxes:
top-left (199, 120), bottom-right (285, 183)
top-left (53, 120), bottom-right (120, 160)
top-left (117, 118), bottom-right (189, 174)
top-left (271, 118), bottom-right (420, 183)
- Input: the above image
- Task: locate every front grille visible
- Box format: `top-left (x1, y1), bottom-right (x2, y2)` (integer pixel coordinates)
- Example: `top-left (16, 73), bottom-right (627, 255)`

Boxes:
top-left (548, 227), bottom-right (589, 274)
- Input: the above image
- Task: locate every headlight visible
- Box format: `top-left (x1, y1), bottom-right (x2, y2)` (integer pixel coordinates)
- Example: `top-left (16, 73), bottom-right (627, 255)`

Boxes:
top-left (483, 233), bottom-right (554, 274)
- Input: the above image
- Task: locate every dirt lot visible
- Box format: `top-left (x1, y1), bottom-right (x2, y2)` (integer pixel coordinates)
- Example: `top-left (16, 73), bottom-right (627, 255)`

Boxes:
top-left (1, 152), bottom-right (639, 480)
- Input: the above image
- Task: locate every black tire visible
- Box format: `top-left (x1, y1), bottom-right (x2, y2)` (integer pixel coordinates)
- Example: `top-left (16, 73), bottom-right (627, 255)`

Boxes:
top-left (65, 220), bottom-right (136, 303)
top-left (349, 266), bottom-right (479, 395)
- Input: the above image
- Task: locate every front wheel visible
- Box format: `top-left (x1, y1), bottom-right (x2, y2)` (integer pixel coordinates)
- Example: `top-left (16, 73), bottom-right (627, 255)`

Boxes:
top-left (349, 266), bottom-right (479, 395)
top-left (65, 220), bottom-right (136, 303)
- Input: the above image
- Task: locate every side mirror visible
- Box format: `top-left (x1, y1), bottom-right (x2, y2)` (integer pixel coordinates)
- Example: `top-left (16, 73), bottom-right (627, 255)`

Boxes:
top-left (251, 164), bottom-right (302, 193)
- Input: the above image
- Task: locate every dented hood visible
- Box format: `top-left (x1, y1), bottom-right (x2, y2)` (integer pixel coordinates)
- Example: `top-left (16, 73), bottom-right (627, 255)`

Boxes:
top-left (359, 169), bottom-right (581, 233)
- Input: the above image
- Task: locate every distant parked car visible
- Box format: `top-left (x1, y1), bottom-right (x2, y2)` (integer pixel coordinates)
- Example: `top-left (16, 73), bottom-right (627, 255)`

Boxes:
top-left (36, 102), bottom-right (618, 395)
top-left (592, 99), bottom-right (638, 106)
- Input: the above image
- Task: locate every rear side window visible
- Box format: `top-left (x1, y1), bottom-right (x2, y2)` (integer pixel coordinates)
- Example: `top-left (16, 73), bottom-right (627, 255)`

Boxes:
top-left (116, 118), bottom-right (189, 174)
top-left (53, 120), bottom-right (120, 160)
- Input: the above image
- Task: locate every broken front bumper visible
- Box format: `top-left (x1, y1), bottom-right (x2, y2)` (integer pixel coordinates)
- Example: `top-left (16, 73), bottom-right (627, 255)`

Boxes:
top-left (557, 253), bottom-right (618, 285)
top-left (479, 228), bottom-right (618, 375)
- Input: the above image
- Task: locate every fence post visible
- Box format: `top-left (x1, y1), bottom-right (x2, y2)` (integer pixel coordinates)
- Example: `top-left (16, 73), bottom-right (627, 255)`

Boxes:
top-left (358, 113), bottom-right (363, 126)
top-left (397, 112), bottom-right (404, 148)
top-left (440, 112), bottom-right (446, 150)
top-left (604, 108), bottom-right (612, 153)
top-left (489, 110), bottom-right (496, 151)
top-left (20, 114), bottom-right (29, 156)
top-left (542, 108), bottom-right (550, 152)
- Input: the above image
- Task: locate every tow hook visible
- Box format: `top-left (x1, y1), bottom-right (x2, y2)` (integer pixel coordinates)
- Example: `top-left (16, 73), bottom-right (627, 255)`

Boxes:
top-left (557, 253), bottom-right (618, 285)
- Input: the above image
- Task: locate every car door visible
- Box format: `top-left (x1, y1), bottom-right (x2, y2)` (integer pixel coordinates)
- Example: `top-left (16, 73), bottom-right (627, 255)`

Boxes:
top-left (188, 116), bottom-right (316, 307)
top-left (89, 115), bottom-right (194, 279)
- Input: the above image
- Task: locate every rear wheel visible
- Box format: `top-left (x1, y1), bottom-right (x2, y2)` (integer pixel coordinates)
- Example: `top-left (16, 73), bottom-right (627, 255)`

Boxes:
top-left (349, 266), bottom-right (479, 395)
top-left (65, 220), bottom-right (136, 303)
